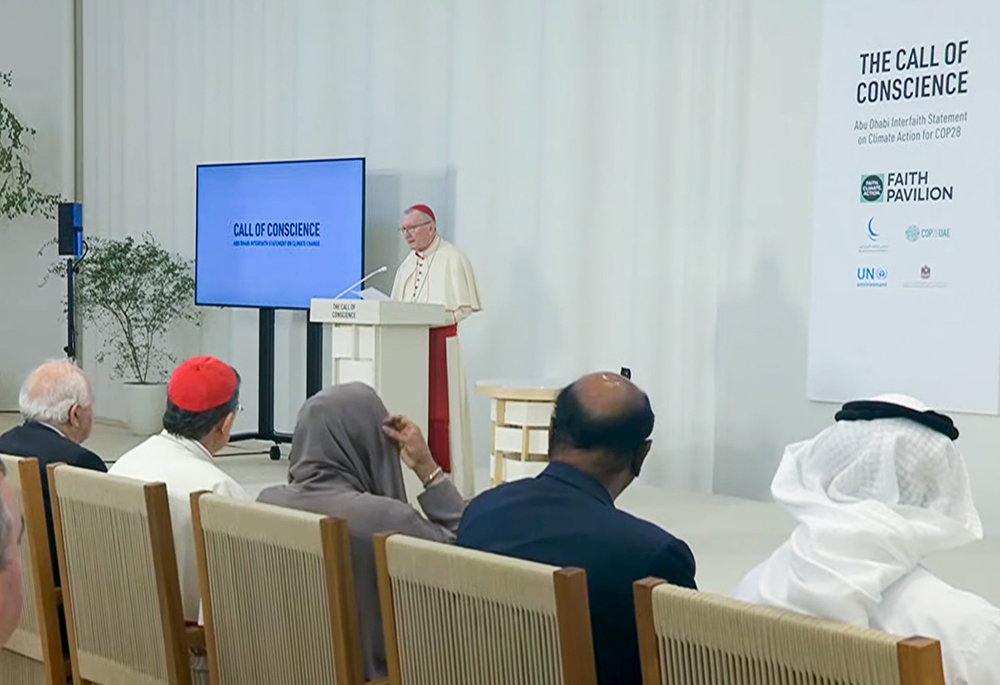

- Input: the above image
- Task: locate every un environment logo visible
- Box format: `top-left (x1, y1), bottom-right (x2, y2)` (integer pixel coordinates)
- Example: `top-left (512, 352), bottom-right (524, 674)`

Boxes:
top-left (906, 225), bottom-right (920, 242)
top-left (860, 174), bottom-right (885, 203)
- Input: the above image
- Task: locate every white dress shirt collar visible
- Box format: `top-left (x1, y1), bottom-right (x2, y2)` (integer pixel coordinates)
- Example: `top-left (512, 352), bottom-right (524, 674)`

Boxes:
top-left (160, 430), bottom-right (215, 463)
top-left (37, 421), bottom-right (69, 440)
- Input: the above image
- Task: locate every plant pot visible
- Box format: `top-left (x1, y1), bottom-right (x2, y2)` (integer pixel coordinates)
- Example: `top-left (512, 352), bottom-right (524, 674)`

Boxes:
top-left (123, 383), bottom-right (167, 436)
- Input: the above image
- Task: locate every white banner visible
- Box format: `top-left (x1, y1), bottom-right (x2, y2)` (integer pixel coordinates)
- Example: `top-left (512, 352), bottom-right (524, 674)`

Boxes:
top-left (807, 0), bottom-right (1000, 414)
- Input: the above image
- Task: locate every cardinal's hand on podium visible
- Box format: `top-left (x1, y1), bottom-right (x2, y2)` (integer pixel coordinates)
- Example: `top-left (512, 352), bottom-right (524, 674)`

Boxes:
top-left (382, 415), bottom-right (438, 484)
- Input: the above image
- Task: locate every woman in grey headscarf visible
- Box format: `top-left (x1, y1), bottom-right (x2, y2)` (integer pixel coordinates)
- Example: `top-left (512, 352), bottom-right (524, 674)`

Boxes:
top-left (257, 383), bottom-right (466, 680)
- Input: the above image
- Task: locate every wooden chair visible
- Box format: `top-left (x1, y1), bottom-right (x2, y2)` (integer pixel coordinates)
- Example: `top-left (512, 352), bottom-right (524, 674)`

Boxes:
top-left (190, 492), bottom-right (370, 685)
top-left (48, 464), bottom-right (204, 685)
top-left (374, 533), bottom-right (597, 685)
top-left (634, 578), bottom-right (946, 685)
top-left (0, 455), bottom-right (67, 684)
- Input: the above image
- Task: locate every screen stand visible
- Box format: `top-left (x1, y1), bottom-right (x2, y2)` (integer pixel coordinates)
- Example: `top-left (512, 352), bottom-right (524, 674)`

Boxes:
top-left (230, 308), bottom-right (324, 460)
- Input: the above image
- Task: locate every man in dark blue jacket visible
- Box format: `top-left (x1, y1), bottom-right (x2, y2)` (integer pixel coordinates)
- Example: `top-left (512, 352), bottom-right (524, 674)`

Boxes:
top-left (457, 372), bottom-right (696, 685)
top-left (0, 361), bottom-right (107, 583)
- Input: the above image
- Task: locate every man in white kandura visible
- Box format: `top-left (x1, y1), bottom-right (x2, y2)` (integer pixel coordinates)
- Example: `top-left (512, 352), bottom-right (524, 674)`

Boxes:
top-left (733, 394), bottom-right (1000, 685)
top-left (391, 204), bottom-right (481, 496)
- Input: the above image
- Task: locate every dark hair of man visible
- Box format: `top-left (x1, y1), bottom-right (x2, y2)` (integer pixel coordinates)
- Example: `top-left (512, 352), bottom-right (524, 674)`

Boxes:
top-left (162, 369), bottom-right (241, 441)
top-left (549, 381), bottom-right (654, 471)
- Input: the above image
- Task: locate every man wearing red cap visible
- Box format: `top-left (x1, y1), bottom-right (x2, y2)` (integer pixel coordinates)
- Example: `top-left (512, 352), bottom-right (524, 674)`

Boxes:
top-left (109, 356), bottom-right (248, 625)
top-left (391, 204), bottom-right (482, 495)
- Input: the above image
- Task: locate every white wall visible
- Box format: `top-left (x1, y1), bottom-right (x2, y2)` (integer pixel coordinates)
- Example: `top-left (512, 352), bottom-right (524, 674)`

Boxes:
top-left (77, 0), bottom-right (1000, 533)
top-left (0, 0), bottom-right (76, 409)
top-left (713, 2), bottom-right (831, 498)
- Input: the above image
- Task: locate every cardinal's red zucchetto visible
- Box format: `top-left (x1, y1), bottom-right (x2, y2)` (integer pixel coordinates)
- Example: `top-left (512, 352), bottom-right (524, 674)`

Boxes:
top-left (167, 356), bottom-right (237, 412)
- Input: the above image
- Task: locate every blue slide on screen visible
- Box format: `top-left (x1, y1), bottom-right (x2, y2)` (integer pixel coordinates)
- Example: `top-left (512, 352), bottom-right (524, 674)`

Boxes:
top-left (196, 158), bottom-right (364, 310)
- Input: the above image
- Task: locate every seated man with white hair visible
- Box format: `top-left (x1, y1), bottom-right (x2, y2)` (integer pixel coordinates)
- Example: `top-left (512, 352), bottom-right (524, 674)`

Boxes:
top-left (0, 360), bottom-right (106, 581)
top-left (733, 395), bottom-right (1000, 685)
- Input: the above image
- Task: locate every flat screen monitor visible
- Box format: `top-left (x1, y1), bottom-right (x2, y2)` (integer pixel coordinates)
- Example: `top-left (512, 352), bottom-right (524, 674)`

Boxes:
top-left (196, 157), bottom-right (364, 310)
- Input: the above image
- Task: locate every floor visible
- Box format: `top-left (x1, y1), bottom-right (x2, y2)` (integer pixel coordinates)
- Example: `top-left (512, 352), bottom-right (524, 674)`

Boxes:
top-left (4, 413), bottom-right (999, 605)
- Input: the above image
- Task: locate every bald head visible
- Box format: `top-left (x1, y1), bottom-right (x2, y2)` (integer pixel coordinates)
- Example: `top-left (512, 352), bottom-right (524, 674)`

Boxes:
top-left (549, 372), bottom-right (654, 496)
top-left (19, 360), bottom-right (95, 444)
top-left (572, 373), bottom-right (647, 421)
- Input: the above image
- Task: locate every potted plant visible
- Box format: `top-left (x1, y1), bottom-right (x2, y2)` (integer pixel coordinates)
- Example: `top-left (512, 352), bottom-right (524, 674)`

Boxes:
top-left (45, 233), bottom-right (197, 434)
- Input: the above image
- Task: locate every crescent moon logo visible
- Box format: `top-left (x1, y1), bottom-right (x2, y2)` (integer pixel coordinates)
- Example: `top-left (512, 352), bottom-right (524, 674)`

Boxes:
top-left (868, 217), bottom-right (879, 241)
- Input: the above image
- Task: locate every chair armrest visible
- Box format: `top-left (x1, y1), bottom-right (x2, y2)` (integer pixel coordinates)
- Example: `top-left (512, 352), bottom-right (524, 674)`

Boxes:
top-left (185, 622), bottom-right (206, 652)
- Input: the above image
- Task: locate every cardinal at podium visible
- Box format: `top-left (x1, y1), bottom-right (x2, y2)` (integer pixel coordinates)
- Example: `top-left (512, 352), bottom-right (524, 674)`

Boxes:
top-left (391, 204), bottom-right (481, 494)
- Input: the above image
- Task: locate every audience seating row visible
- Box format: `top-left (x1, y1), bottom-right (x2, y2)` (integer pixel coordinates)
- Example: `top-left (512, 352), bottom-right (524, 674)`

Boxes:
top-left (0, 455), bottom-right (946, 685)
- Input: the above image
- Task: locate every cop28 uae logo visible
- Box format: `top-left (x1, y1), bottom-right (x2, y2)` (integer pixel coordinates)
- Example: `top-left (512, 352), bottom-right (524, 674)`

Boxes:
top-left (907, 224), bottom-right (952, 242)
top-left (860, 174), bottom-right (885, 203)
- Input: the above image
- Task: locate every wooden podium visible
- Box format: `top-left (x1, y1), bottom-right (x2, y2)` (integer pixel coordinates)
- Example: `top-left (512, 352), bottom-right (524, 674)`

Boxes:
top-left (309, 299), bottom-right (446, 436)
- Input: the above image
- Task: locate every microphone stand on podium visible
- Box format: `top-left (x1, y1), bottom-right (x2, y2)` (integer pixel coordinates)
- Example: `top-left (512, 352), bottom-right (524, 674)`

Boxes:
top-left (228, 266), bottom-right (388, 460)
top-left (330, 265), bottom-right (388, 300)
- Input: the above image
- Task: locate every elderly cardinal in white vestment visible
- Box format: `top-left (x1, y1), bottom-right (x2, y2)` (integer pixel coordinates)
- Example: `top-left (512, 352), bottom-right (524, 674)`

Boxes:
top-left (391, 204), bottom-right (481, 495)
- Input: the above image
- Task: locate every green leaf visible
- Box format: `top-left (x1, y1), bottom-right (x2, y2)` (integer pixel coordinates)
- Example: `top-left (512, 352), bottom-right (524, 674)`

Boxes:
top-left (0, 71), bottom-right (61, 222)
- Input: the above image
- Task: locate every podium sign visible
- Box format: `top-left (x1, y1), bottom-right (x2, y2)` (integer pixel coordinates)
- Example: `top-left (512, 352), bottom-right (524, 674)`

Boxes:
top-left (311, 299), bottom-right (446, 326)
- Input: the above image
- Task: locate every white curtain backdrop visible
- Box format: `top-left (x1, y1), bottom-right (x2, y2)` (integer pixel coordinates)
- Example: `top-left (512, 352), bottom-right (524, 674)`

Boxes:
top-left (80, 0), bottom-right (763, 494)
top-left (64, 0), bottom-right (1000, 531)
top-left (0, 0), bottom-right (75, 408)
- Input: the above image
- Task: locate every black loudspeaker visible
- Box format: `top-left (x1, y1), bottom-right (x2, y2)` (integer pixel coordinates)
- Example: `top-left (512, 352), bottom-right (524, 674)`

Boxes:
top-left (58, 202), bottom-right (83, 257)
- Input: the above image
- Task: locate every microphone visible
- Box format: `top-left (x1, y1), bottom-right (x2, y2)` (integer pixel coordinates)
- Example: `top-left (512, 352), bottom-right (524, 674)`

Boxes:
top-left (332, 266), bottom-right (388, 300)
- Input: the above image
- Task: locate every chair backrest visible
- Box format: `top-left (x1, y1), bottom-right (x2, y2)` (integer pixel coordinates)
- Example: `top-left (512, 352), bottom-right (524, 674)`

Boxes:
top-left (48, 464), bottom-right (191, 685)
top-left (633, 579), bottom-right (946, 685)
top-left (191, 492), bottom-right (364, 685)
top-left (0, 455), bottom-right (65, 685)
top-left (374, 533), bottom-right (597, 685)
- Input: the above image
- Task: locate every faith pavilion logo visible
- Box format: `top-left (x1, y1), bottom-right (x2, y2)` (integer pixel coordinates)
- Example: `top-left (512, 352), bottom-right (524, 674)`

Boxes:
top-left (860, 174), bottom-right (885, 203)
